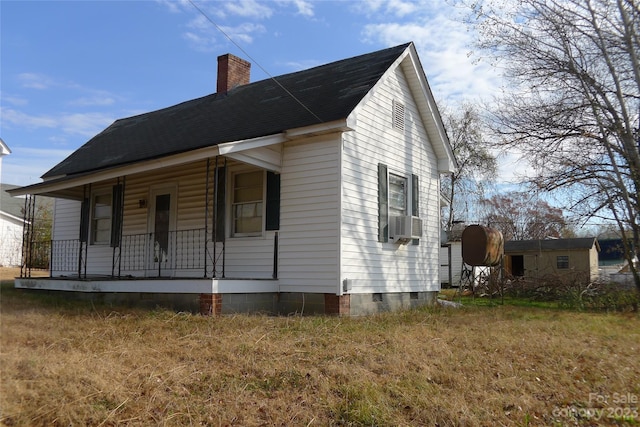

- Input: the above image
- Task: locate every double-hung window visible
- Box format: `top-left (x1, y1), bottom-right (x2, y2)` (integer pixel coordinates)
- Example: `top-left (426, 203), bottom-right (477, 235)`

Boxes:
top-left (91, 192), bottom-right (111, 245)
top-left (225, 168), bottom-right (279, 238)
top-left (378, 164), bottom-right (419, 243)
top-left (232, 171), bottom-right (264, 236)
top-left (388, 173), bottom-right (408, 217)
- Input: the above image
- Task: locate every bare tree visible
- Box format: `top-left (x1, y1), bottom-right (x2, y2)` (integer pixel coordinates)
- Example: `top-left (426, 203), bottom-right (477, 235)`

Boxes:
top-left (480, 191), bottom-right (570, 240)
top-left (441, 103), bottom-right (497, 231)
top-left (470, 0), bottom-right (640, 291)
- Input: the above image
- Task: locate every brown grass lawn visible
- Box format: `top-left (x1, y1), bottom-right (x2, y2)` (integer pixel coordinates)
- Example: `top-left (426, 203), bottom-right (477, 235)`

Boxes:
top-left (1, 271), bottom-right (639, 426)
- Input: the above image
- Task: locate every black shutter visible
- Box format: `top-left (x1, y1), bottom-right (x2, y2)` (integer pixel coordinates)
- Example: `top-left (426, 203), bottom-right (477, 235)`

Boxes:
top-left (378, 163), bottom-right (388, 243)
top-left (214, 166), bottom-right (226, 242)
top-left (110, 183), bottom-right (124, 248)
top-left (265, 171), bottom-right (280, 231)
top-left (79, 198), bottom-right (90, 243)
top-left (412, 173), bottom-right (419, 245)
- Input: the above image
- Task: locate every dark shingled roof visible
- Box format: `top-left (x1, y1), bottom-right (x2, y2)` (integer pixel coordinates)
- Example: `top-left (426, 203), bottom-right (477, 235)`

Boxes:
top-left (43, 43), bottom-right (412, 179)
top-left (504, 238), bottom-right (599, 253)
top-left (1, 184), bottom-right (53, 219)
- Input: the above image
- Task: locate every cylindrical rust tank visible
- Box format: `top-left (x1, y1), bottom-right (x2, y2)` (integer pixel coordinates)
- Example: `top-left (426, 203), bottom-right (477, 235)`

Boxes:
top-left (461, 225), bottom-right (504, 267)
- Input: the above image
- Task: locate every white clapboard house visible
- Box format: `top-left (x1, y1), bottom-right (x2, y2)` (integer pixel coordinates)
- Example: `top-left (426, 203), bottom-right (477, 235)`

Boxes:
top-left (11, 43), bottom-right (456, 315)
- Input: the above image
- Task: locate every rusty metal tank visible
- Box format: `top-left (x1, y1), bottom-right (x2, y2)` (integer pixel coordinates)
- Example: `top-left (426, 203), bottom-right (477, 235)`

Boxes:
top-left (461, 225), bottom-right (504, 267)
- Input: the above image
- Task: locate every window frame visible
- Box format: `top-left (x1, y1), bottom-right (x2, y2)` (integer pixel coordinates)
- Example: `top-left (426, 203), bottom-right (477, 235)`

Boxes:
top-left (388, 172), bottom-right (408, 217)
top-left (230, 169), bottom-right (266, 238)
top-left (557, 255), bottom-right (570, 269)
top-left (378, 163), bottom-right (420, 244)
top-left (90, 191), bottom-right (112, 245)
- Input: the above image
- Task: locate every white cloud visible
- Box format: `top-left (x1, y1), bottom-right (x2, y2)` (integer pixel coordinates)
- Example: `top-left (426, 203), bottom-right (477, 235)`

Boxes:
top-left (224, 0), bottom-right (273, 18)
top-left (156, 0), bottom-right (190, 14)
top-left (2, 147), bottom-right (74, 186)
top-left (18, 73), bottom-right (54, 90)
top-left (276, 0), bottom-right (315, 17)
top-left (220, 23), bottom-right (266, 44)
top-left (1, 94), bottom-right (28, 107)
top-left (385, 0), bottom-right (420, 17)
top-left (1, 108), bottom-right (57, 129)
top-left (1, 107), bottom-right (113, 138)
top-left (361, 11), bottom-right (502, 103)
top-left (59, 113), bottom-right (115, 137)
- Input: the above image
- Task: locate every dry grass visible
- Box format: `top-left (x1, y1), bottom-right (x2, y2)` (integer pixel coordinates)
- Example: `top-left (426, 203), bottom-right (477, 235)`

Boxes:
top-left (1, 271), bottom-right (639, 426)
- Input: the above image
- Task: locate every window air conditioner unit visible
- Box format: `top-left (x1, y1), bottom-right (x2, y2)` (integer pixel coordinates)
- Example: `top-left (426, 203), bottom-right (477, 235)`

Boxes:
top-left (390, 215), bottom-right (423, 243)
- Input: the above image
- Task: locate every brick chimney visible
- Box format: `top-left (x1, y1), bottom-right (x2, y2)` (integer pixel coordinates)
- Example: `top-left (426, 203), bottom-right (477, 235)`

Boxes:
top-left (217, 54), bottom-right (251, 94)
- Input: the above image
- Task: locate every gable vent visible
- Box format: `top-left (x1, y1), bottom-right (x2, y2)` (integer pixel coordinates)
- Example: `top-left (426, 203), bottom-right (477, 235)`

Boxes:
top-left (392, 100), bottom-right (405, 132)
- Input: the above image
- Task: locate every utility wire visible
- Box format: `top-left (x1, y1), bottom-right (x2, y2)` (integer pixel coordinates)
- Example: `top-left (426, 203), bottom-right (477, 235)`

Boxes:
top-left (187, 0), bottom-right (324, 124)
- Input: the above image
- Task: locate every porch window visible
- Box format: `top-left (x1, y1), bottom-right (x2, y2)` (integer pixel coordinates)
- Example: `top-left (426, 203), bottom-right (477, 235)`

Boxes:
top-left (557, 255), bottom-right (569, 269)
top-left (232, 171), bottom-right (264, 236)
top-left (91, 192), bottom-right (111, 244)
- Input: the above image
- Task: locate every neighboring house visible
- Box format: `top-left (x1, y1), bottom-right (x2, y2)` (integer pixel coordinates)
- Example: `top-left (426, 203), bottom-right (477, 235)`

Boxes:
top-left (504, 238), bottom-right (600, 283)
top-left (1, 184), bottom-right (24, 267)
top-left (1, 184), bottom-right (53, 268)
top-left (10, 42), bottom-right (456, 315)
top-left (598, 238), bottom-right (628, 266)
top-left (0, 138), bottom-right (10, 181)
top-left (1, 140), bottom-right (22, 267)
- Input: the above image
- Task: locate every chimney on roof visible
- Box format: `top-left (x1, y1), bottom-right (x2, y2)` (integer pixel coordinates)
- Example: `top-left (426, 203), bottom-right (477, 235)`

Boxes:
top-left (217, 54), bottom-right (251, 94)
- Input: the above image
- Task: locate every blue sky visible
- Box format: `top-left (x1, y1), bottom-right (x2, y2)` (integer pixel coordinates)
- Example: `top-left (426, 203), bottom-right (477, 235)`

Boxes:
top-left (1, 0), bottom-right (508, 187)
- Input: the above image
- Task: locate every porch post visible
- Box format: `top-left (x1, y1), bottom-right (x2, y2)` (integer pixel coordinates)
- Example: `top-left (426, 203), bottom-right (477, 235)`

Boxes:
top-left (204, 158), bottom-right (210, 278)
top-left (20, 194), bottom-right (36, 278)
top-left (79, 184), bottom-right (91, 279)
top-left (212, 156), bottom-right (226, 278)
top-left (213, 157), bottom-right (218, 277)
top-left (111, 177), bottom-right (125, 278)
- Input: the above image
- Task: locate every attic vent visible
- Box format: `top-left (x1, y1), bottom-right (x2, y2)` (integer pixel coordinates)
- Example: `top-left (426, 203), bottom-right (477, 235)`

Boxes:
top-left (392, 100), bottom-right (405, 132)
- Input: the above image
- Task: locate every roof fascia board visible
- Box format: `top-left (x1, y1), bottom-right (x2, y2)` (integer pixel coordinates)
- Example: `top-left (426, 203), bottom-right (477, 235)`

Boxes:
top-left (218, 133), bottom-right (287, 155)
top-left (0, 138), bottom-right (10, 156)
top-left (284, 119), bottom-right (353, 139)
top-left (347, 51), bottom-right (410, 130)
top-left (0, 210), bottom-right (24, 223)
top-left (346, 44), bottom-right (456, 173)
top-left (223, 146), bottom-right (283, 172)
top-left (402, 45), bottom-right (456, 174)
top-left (224, 152), bottom-right (281, 172)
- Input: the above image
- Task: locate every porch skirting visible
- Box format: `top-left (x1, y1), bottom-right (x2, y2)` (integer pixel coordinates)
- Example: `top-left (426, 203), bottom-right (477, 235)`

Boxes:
top-left (14, 277), bottom-right (437, 316)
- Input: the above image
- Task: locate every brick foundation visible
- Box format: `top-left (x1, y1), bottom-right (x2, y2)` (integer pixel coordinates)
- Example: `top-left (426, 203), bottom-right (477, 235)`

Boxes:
top-left (199, 294), bottom-right (222, 316)
top-left (324, 294), bottom-right (350, 316)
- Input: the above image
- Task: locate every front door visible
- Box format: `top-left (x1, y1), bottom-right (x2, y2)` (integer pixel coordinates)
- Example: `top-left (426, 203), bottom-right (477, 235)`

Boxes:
top-left (148, 186), bottom-right (177, 277)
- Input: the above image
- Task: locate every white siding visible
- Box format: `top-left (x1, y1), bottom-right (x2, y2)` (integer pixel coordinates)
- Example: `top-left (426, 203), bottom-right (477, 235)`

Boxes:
top-left (277, 136), bottom-right (341, 294)
top-left (341, 64), bottom-right (441, 294)
top-left (0, 214), bottom-right (22, 266)
top-left (52, 198), bottom-right (81, 241)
